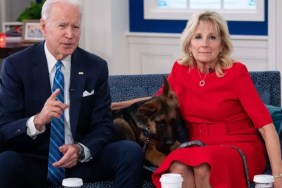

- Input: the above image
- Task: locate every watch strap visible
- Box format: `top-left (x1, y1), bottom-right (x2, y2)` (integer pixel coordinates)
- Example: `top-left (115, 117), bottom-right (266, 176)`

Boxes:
top-left (74, 142), bottom-right (85, 161)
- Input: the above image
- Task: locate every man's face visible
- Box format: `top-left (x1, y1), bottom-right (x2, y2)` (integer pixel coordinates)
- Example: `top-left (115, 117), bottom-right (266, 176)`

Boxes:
top-left (40, 3), bottom-right (81, 60)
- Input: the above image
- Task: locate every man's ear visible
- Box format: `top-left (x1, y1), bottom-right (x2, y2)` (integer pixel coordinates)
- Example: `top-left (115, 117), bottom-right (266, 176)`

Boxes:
top-left (40, 19), bottom-right (46, 35)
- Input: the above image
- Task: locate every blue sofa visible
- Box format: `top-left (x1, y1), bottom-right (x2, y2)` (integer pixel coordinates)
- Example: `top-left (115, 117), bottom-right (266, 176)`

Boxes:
top-left (62, 71), bottom-right (281, 188)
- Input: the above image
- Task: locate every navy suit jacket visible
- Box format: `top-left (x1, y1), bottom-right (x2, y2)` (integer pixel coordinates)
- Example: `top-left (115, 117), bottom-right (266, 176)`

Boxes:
top-left (0, 42), bottom-right (116, 160)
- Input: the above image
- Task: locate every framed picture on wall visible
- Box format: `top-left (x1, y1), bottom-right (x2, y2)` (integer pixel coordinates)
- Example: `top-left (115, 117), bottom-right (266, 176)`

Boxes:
top-left (2, 22), bottom-right (23, 37)
top-left (22, 20), bottom-right (44, 43)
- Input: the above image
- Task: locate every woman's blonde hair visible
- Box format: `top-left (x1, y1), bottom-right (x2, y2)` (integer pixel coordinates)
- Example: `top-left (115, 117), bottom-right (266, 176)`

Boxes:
top-left (179, 11), bottom-right (233, 77)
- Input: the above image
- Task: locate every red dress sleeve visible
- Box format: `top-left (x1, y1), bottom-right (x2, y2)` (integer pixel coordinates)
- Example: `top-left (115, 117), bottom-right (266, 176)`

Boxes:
top-left (232, 63), bottom-right (272, 128)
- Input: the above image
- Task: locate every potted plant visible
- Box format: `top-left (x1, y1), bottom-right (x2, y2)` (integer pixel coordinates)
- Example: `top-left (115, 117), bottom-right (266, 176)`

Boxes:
top-left (17, 0), bottom-right (46, 21)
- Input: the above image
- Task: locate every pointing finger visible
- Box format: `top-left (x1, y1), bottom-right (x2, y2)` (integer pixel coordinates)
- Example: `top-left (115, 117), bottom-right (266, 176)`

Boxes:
top-left (49, 88), bottom-right (61, 101)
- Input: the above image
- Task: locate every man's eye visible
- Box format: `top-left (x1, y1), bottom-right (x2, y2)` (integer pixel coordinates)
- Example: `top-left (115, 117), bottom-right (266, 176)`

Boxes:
top-left (72, 26), bottom-right (80, 30)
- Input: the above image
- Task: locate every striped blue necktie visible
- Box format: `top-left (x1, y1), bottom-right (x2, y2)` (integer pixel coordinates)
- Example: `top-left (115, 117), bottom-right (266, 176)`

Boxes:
top-left (47, 61), bottom-right (65, 186)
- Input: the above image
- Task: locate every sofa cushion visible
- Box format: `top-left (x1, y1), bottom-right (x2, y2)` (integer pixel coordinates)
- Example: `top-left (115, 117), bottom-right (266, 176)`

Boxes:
top-left (108, 74), bottom-right (167, 102)
top-left (251, 71), bottom-right (281, 106)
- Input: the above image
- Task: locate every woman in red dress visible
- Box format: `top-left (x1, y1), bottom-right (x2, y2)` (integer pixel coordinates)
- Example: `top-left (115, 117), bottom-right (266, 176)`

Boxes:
top-left (112, 11), bottom-right (282, 188)
top-left (151, 10), bottom-right (282, 188)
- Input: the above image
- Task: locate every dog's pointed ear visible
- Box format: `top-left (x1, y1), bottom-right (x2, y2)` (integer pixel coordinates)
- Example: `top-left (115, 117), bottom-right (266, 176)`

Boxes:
top-left (162, 76), bottom-right (170, 97)
top-left (162, 77), bottom-right (176, 100)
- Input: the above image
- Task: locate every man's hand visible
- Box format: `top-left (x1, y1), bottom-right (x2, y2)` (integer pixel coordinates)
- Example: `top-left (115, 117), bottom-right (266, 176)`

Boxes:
top-left (34, 89), bottom-right (69, 130)
top-left (52, 144), bottom-right (80, 168)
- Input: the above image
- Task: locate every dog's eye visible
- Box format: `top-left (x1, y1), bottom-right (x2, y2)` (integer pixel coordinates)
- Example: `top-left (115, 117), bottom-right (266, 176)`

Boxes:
top-left (157, 121), bottom-right (165, 128)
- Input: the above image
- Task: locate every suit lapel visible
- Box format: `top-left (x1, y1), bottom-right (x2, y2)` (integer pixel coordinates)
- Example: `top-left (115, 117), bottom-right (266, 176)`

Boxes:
top-left (32, 43), bottom-right (52, 104)
top-left (69, 49), bottom-right (87, 137)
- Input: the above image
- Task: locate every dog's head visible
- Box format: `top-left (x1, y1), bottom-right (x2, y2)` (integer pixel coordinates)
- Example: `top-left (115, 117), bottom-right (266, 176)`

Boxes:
top-left (136, 77), bottom-right (179, 153)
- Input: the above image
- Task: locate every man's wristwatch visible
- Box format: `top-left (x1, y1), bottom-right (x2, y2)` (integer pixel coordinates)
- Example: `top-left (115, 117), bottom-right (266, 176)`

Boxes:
top-left (75, 143), bottom-right (85, 161)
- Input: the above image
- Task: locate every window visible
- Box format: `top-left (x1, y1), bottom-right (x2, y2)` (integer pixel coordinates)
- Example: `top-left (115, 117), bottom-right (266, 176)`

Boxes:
top-left (144, 0), bottom-right (264, 21)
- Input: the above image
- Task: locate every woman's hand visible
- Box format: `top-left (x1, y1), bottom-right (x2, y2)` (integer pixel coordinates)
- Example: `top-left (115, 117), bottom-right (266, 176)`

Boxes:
top-left (274, 177), bottom-right (282, 188)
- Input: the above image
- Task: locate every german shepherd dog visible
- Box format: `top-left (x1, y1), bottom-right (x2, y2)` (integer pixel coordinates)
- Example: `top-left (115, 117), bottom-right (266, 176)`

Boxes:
top-left (112, 78), bottom-right (181, 167)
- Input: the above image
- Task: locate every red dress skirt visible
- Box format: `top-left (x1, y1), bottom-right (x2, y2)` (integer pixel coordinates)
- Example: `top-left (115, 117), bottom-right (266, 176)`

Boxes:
top-left (152, 119), bottom-right (267, 188)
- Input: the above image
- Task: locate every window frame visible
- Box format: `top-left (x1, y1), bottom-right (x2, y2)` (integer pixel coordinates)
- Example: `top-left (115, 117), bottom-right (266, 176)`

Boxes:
top-left (144, 0), bottom-right (264, 21)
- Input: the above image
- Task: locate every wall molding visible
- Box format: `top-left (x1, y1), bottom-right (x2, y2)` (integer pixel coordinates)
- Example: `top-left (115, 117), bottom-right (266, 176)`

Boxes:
top-left (126, 32), bottom-right (270, 74)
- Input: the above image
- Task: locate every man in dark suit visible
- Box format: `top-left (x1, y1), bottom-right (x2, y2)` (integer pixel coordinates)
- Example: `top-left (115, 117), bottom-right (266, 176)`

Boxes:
top-left (0, 0), bottom-right (143, 187)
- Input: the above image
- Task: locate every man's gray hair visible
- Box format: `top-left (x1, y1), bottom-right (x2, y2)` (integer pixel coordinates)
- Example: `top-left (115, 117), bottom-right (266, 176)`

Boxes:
top-left (41, 0), bottom-right (82, 20)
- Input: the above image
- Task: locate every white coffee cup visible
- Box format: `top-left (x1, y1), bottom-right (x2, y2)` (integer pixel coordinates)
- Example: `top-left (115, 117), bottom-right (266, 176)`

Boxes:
top-left (253, 174), bottom-right (274, 188)
top-left (160, 173), bottom-right (183, 188)
top-left (62, 178), bottom-right (83, 188)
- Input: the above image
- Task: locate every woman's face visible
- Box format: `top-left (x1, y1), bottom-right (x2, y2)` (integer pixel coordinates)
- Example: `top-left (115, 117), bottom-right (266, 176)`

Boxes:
top-left (189, 21), bottom-right (223, 66)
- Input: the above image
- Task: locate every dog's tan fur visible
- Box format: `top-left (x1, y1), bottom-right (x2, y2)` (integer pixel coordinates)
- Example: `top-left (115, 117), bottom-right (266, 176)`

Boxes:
top-left (113, 78), bottom-right (180, 167)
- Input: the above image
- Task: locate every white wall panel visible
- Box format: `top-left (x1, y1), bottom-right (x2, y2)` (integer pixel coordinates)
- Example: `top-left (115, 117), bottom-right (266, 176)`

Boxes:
top-left (82, 0), bottom-right (129, 75)
top-left (141, 53), bottom-right (175, 74)
top-left (127, 32), bottom-right (269, 74)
